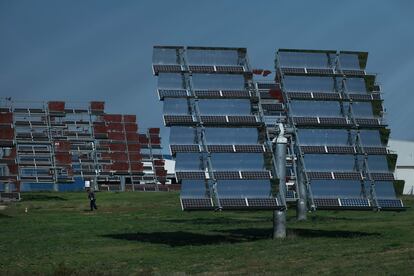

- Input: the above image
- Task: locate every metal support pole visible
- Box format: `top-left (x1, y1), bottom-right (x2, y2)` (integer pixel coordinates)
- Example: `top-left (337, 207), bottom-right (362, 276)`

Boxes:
top-left (273, 210), bottom-right (286, 239)
top-left (120, 176), bottom-right (126, 192)
top-left (273, 124), bottom-right (287, 239)
top-left (296, 171), bottom-right (307, 221)
top-left (53, 182), bottom-right (59, 192)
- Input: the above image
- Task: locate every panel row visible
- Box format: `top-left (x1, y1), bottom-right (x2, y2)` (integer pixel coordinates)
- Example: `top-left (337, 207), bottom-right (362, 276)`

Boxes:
top-left (153, 64), bottom-right (246, 74)
top-left (293, 117), bottom-right (384, 127)
top-left (287, 92), bottom-right (381, 101)
top-left (164, 115), bottom-right (261, 126)
top-left (176, 171), bottom-right (272, 180)
top-left (158, 89), bottom-right (253, 99)
top-left (280, 67), bottom-right (365, 77)
top-left (170, 144), bottom-right (266, 154)
top-left (300, 145), bottom-right (388, 155)
top-left (180, 197), bottom-right (281, 211)
top-left (313, 198), bottom-right (404, 210)
top-left (307, 171), bottom-right (394, 181)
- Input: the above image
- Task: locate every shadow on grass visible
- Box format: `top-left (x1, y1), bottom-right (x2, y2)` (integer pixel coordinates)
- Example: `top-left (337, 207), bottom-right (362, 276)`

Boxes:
top-left (103, 227), bottom-right (380, 246)
top-left (288, 228), bottom-right (381, 238)
top-left (102, 229), bottom-right (269, 247)
top-left (21, 194), bottom-right (67, 202)
top-left (0, 213), bottom-right (12, 219)
top-left (163, 217), bottom-right (270, 225)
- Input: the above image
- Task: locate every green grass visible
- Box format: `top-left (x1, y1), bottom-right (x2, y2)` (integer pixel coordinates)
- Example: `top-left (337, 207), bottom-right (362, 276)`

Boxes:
top-left (1, 192), bottom-right (414, 275)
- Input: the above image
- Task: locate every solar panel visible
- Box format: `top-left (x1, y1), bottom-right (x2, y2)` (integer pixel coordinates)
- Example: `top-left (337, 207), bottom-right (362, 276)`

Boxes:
top-left (281, 67), bottom-right (306, 74)
top-left (312, 92), bottom-right (341, 100)
top-left (176, 171), bottom-right (205, 180)
top-left (153, 64), bottom-right (182, 74)
top-left (318, 117), bottom-right (349, 126)
top-left (227, 116), bottom-right (258, 125)
top-left (170, 145), bottom-right (200, 154)
top-left (314, 198), bottom-right (340, 208)
top-left (215, 65), bottom-right (245, 73)
top-left (363, 147), bottom-right (388, 155)
top-left (181, 198), bottom-right (214, 210)
top-left (207, 145), bottom-right (234, 152)
top-left (219, 198), bottom-right (247, 208)
top-left (247, 198), bottom-right (280, 209)
top-left (334, 172), bottom-right (362, 180)
top-left (200, 115), bottom-right (227, 124)
top-left (164, 115), bottom-right (194, 125)
top-left (194, 90), bottom-right (221, 98)
top-left (293, 117), bottom-right (319, 125)
top-left (326, 146), bottom-right (356, 154)
top-left (188, 65), bottom-right (215, 73)
top-left (287, 92), bottom-right (313, 100)
top-left (214, 171), bottom-right (240, 179)
top-left (158, 89), bottom-right (188, 99)
top-left (340, 198), bottom-right (370, 207)
top-left (241, 171), bottom-right (271, 179)
top-left (221, 90), bottom-right (251, 98)
top-left (341, 69), bottom-right (365, 76)
top-left (306, 68), bottom-right (334, 75)
top-left (234, 145), bottom-right (265, 153)
top-left (301, 146), bottom-right (326, 154)
top-left (286, 190), bottom-right (296, 199)
top-left (377, 199), bottom-right (404, 209)
top-left (371, 173), bottom-right (394, 181)
top-left (348, 94), bottom-right (372, 101)
top-left (355, 118), bottom-right (381, 127)
top-left (307, 172), bottom-right (333, 179)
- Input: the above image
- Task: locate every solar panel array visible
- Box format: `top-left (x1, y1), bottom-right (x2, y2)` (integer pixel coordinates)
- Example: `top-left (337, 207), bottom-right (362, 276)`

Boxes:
top-left (153, 46), bottom-right (281, 211)
top-left (277, 49), bottom-right (404, 211)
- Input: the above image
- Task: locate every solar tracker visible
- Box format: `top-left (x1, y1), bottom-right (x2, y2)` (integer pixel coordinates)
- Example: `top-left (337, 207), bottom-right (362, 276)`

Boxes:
top-left (154, 46), bottom-right (279, 212)
top-left (276, 49), bottom-right (404, 212)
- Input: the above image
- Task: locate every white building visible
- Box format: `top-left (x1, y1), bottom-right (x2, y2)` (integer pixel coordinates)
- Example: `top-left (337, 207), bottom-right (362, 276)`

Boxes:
top-left (388, 139), bottom-right (414, 195)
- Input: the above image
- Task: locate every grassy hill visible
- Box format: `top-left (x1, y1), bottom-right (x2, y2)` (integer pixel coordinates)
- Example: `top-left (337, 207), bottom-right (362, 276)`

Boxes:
top-left (1, 192), bottom-right (413, 275)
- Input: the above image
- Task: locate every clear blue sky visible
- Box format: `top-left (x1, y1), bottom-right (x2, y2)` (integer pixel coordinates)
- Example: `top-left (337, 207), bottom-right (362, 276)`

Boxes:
top-left (1, 0), bottom-right (413, 150)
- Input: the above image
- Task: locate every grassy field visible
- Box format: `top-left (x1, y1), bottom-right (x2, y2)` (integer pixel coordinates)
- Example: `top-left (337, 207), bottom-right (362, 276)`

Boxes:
top-left (0, 192), bottom-right (413, 275)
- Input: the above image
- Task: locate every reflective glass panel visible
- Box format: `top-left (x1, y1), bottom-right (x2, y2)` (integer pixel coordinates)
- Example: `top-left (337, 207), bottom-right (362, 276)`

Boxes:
top-left (339, 53), bottom-right (361, 70)
top-left (192, 74), bottom-right (245, 90)
top-left (158, 73), bottom-right (185, 89)
top-left (170, 127), bottom-right (198, 144)
top-left (298, 129), bottom-right (351, 146)
top-left (187, 49), bottom-right (240, 65)
top-left (345, 78), bottom-right (367, 93)
top-left (181, 180), bottom-right (208, 198)
top-left (359, 130), bottom-right (382, 146)
top-left (153, 47), bottom-right (180, 64)
top-left (374, 181), bottom-right (397, 198)
top-left (305, 154), bottom-right (356, 171)
top-left (217, 180), bottom-right (271, 198)
top-left (345, 102), bottom-right (374, 118)
top-left (211, 153), bottom-right (264, 170)
top-left (312, 180), bottom-right (363, 198)
top-left (198, 99), bottom-right (251, 115)
top-left (163, 99), bottom-right (190, 115)
top-left (284, 76), bottom-right (335, 92)
top-left (204, 127), bottom-right (259, 144)
top-left (175, 153), bottom-right (206, 171)
top-left (278, 52), bottom-right (333, 68)
top-left (365, 155), bottom-right (389, 172)
top-left (290, 100), bottom-right (342, 117)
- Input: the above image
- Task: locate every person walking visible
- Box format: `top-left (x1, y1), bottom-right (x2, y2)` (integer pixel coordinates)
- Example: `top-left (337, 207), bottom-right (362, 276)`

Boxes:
top-left (88, 189), bottom-right (98, 211)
